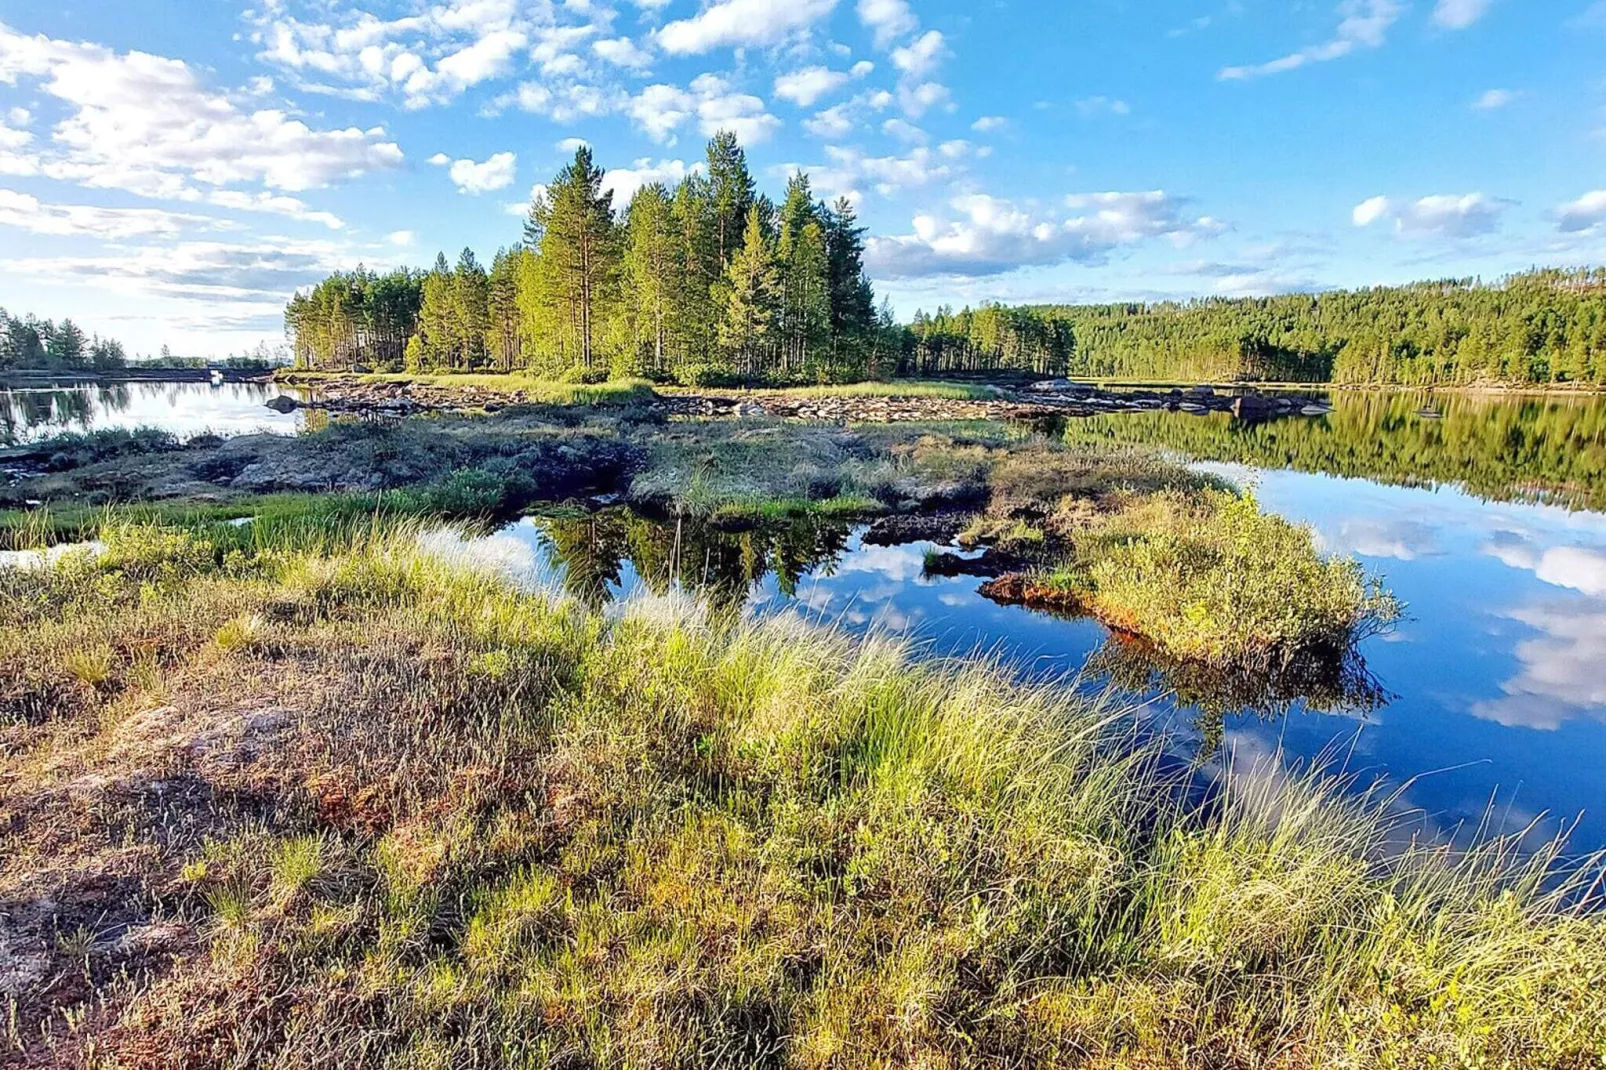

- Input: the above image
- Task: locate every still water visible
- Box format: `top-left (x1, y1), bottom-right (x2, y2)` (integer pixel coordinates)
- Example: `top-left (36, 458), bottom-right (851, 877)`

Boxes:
top-left (441, 388), bottom-right (1606, 854)
top-left (0, 380), bottom-right (309, 445)
top-left (10, 381), bottom-right (1606, 851)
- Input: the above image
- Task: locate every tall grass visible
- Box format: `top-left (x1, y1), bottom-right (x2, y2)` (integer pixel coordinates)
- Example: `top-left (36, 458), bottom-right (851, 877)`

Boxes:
top-left (2, 521), bottom-right (1601, 1067)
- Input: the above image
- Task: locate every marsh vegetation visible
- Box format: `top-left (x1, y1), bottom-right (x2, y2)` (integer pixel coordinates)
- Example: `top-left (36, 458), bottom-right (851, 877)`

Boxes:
top-left (2, 518), bottom-right (1601, 1067)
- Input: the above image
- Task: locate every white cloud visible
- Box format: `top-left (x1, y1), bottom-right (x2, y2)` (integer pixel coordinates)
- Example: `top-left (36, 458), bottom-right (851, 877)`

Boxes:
top-left (1352, 193), bottom-right (1506, 238)
top-left (444, 151), bottom-right (518, 194)
top-left (657, 0), bottom-right (839, 55)
top-left (881, 118), bottom-right (926, 143)
top-left (897, 81), bottom-right (951, 118)
top-left (248, 0), bottom-right (569, 108)
top-left (1075, 95), bottom-right (1131, 117)
top-left (806, 103), bottom-right (856, 138)
top-left (1556, 190), bottom-right (1606, 233)
top-left (203, 190), bottom-right (345, 229)
top-left (0, 189), bottom-right (230, 239)
top-left (890, 30), bottom-right (947, 77)
top-left (1472, 595), bottom-right (1606, 730)
top-left (857, 0), bottom-right (917, 48)
top-left (602, 157), bottom-right (699, 204)
top-left (1473, 88), bottom-right (1513, 109)
top-left (387, 229), bottom-right (416, 246)
top-left (971, 115), bottom-right (1007, 133)
top-left (556, 137), bottom-right (591, 153)
top-left (1434, 0), bottom-right (1493, 29)
top-left (0, 23), bottom-right (403, 203)
top-left (594, 36), bottom-right (653, 69)
top-left (867, 190), bottom-right (1225, 279)
top-left (1220, 0), bottom-right (1403, 80)
top-left (627, 75), bottom-right (781, 144)
top-left (774, 66), bottom-right (850, 107)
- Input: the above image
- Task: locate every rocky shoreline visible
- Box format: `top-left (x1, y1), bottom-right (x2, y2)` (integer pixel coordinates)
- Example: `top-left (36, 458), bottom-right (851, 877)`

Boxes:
top-left (266, 375), bottom-right (1334, 425)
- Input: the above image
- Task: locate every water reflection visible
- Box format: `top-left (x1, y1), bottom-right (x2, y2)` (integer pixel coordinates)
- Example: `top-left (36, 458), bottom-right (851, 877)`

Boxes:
top-left (457, 476), bottom-right (1606, 852)
top-left (0, 381), bottom-right (309, 444)
top-left (1062, 390), bottom-right (1606, 511)
top-left (480, 507), bottom-right (1386, 751)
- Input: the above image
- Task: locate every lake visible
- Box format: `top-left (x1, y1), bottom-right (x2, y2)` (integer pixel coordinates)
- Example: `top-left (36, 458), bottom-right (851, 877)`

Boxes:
top-left (11, 381), bottom-right (1606, 852)
top-left (0, 380), bottom-right (311, 445)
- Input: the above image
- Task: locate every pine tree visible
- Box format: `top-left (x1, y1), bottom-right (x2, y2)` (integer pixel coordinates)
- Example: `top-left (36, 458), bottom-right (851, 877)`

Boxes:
top-left (718, 206), bottom-right (779, 380)
top-left (777, 174), bottom-right (830, 378)
top-left (453, 248), bottom-right (491, 369)
top-left (527, 146), bottom-right (619, 371)
top-left (623, 183), bottom-right (680, 377)
top-left (706, 131), bottom-right (755, 269)
top-left (671, 174), bottom-right (720, 367)
top-left (824, 197), bottom-right (876, 378)
top-left (418, 254), bottom-right (460, 370)
top-left (487, 248), bottom-right (521, 371)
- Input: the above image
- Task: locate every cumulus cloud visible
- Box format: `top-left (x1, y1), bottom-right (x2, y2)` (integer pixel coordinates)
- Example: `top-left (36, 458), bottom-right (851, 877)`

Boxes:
top-left (857, 0), bottom-right (917, 48)
top-left (1557, 190), bottom-right (1606, 233)
top-left (867, 190), bottom-right (1225, 278)
top-left (657, 0), bottom-right (839, 55)
top-left (1471, 598), bottom-right (1606, 730)
top-left (971, 115), bottom-right (1007, 132)
top-left (1473, 88), bottom-right (1513, 109)
top-left (1352, 193), bottom-right (1506, 238)
top-left (1434, 0), bottom-right (1493, 29)
top-left (627, 75), bottom-right (781, 144)
top-left (774, 66), bottom-right (852, 107)
top-left (1220, 0), bottom-right (1403, 80)
top-left (890, 30), bottom-right (947, 78)
top-left (593, 36), bottom-right (653, 69)
top-left (602, 157), bottom-right (700, 204)
top-left (247, 0), bottom-right (583, 108)
top-left (0, 22), bottom-right (402, 205)
top-left (436, 151), bottom-right (518, 194)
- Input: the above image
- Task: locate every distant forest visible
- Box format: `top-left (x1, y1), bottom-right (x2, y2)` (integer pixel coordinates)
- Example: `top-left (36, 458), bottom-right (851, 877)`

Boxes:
top-left (286, 134), bottom-right (917, 386)
top-left (904, 270), bottom-right (1606, 386)
top-left (0, 309), bottom-right (128, 371)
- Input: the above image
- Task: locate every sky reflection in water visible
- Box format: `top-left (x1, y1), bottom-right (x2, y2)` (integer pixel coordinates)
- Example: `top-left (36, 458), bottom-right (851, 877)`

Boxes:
top-left (0, 381), bottom-right (308, 444)
top-left (469, 466), bottom-right (1606, 853)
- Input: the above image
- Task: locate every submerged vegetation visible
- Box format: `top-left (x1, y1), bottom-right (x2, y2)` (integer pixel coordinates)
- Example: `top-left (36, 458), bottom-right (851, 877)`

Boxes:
top-left (1, 519), bottom-right (1601, 1067)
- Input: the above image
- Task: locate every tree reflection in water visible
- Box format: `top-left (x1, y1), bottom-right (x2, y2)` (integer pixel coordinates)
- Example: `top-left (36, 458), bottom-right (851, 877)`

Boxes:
top-left (537, 508), bottom-right (854, 612)
top-left (534, 506), bottom-right (1387, 754)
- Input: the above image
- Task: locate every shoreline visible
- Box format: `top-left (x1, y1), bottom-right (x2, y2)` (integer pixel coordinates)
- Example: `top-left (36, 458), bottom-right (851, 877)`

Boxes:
top-left (0, 368), bottom-right (272, 388)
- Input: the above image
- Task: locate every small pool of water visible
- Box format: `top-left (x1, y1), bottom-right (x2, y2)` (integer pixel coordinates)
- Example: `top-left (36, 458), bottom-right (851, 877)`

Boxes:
top-left (439, 476), bottom-right (1606, 854)
top-left (1, 381), bottom-right (311, 445)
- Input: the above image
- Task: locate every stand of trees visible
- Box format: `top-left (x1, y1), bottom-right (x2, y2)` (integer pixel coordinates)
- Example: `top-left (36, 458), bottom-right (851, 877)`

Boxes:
top-left (0, 309), bottom-right (128, 371)
top-left (286, 134), bottom-right (896, 384)
top-left (1013, 270), bottom-right (1606, 385)
top-left (900, 305), bottom-right (1075, 378)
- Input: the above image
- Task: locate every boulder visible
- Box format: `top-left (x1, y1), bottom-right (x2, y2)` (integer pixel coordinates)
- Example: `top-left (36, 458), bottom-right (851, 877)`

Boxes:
top-left (264, 395), bottom-right (301, 414)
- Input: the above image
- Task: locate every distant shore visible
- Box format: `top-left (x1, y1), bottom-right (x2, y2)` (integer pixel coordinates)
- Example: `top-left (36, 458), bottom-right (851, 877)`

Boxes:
top-left (0, 368), bottom-right (273, 388)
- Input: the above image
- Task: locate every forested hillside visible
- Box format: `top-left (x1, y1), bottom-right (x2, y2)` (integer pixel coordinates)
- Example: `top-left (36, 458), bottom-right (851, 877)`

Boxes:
top-left (286, 134), bottom-right (904, 385)
top-left (905, 271), bottom-right (1606, 386)
top-left (1030, 270), bottom-right (1606, 385)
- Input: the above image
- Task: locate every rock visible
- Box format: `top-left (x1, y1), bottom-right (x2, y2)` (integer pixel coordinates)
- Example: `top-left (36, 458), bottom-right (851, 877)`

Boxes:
top-left (1184, 385), bottom-right (1216, 398)
top-left (264, 395), bottom-right (301, 414)
top-left (1027, 378), bottom-right (1075, 393)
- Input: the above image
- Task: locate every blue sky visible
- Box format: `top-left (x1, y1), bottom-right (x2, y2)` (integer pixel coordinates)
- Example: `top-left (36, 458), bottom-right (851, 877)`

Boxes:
top-left (0, 0), bottom-right (1603, 356)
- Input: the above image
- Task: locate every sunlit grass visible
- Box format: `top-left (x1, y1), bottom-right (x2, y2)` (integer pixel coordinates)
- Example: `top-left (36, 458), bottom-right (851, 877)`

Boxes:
top-left (1, 519), bottom-right (1600, 1066)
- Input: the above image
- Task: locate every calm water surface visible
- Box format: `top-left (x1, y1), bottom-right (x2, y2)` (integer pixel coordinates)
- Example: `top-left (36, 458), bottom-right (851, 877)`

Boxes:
top-left (446, 388), bottom-right (1606, 853)
top-left (0, 381), bottom-right (310, 445)
top-left (12, 382), bottom-right (1606, 851)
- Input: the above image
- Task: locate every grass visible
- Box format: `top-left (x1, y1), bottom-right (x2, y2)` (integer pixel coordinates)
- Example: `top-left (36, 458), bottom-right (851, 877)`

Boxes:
top-left (1, 518), bottom-right (1601, 1067)
top-left (1035, 489), bottom-right (1401, 669)
top-left (279, 369), bottom-right (659, 407)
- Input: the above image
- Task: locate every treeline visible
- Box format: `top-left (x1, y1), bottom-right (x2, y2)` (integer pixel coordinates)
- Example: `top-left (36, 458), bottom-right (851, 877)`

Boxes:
top-left (286, 134), bottom-right (896, 385)
top-left (0, 309), bottom-right (128, 371)
top-left (899, 304), bottom-right (1075, 378)
top-left (1015, 270), bottom-right (1606, 385)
